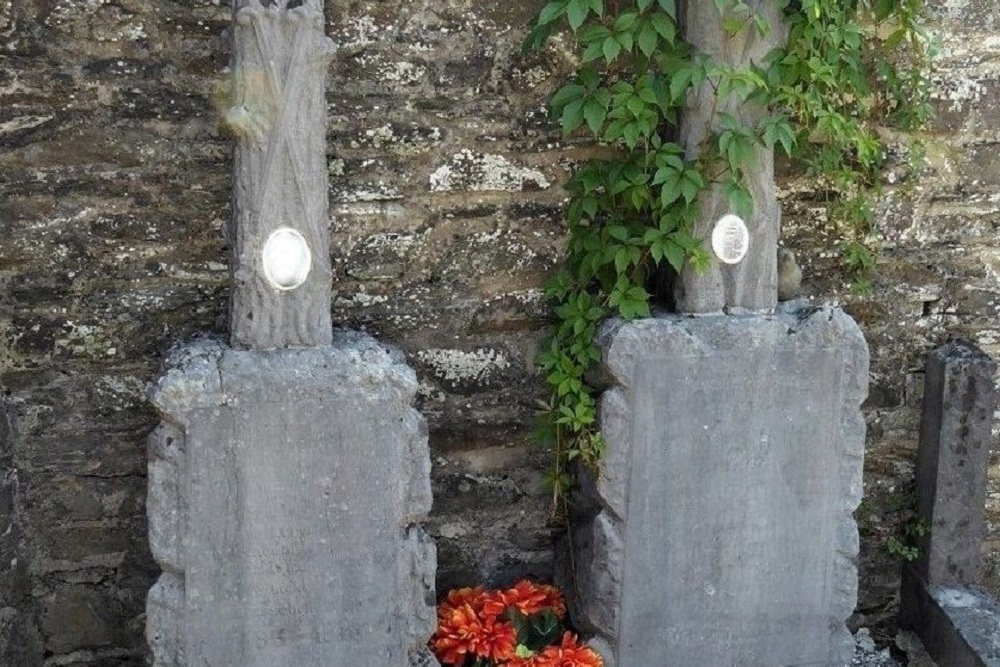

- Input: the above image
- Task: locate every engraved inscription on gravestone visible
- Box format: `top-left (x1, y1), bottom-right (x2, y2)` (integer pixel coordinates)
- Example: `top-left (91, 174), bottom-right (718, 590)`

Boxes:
top-left (622, 350), bottom-right (841, 665)
top-left (146, 343), bottom-right (439, 667)
top-left (569, 310), bottom-right (868, 667)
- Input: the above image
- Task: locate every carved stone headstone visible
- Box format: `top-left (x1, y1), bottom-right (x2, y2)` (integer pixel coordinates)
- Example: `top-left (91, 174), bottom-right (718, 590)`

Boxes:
top-left (567, 7), bottom-right (868, 664)
top-left (569, 307), bottom-right (868, 666)
top-left (900, 341), bottom-right (1000, 667)
top-left (674, 0), bottom-right (787, 313)
top-left (227, 0), bottom-right (335, 350)
top-left (913, 340), bottom-right (996, 587)
top-left (146, 337), bottom-right (437, 666)
top-left (145, 2), bottom-right (438, 665)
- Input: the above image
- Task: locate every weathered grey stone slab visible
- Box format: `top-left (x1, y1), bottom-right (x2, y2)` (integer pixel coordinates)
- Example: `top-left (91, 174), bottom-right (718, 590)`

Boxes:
top-left (569, 305), bottom-right (868, 666)
top-left (900, 341), bottom-right (998, 667)
top-left (226, 0), bottom-right (336, 349)
top-left (146, 333), bottom-right (438, 666)
top-left (902, 579), bottom-right (1000, 667)
top-left (914, 340), bottom-right (996, 586)
top-left (674, 1), bottom-right (788, 313)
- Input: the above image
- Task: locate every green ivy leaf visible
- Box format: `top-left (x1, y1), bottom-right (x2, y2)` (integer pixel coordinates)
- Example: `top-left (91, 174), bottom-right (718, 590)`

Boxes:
top-left (583, 98), bottom-right (608, 134)
top-left (538, 1), bottom-right (567, 26)
top-left (668, 62), bottom-right (697, 102)
top-left (561, 98), bottom-right (586, 134)
top-left (649, 12), bottom-right (676, 43)
top-left (607, 225), bottom-right (630, 241)
top-left (567, 0), bottom-right (590, 31)
top-left (603, 36), bottom-right (622, 63)
top-left (625, 95), bottom-right (645, 118)
top-left (579, 24), bottom-right (612, 43)
top-left (581, 40), bottom-right (604, 62)
top-left (637, 23), bottom-right (659, 58)
top-left (663, 240), bottom-right (685, 272)
top-left (723, 178), bottom-right (754, 219)
top-left (722, 15), bottom-right (743, 34)
top-left (678, 168), bottom-right (704, 203)
top-left (657, 0), bottom-right (676, 18)
top-left (614, 246), bottom-right (634, 273)
top-left (618, 31), bottom-right (635, 53)
top-left (523, 23), bottom-right (554, 51)
top-left (657, 174), bottom-right (681, 207)
top-left (550, 84), bottom-right (585, 113)
top-left (613, 12), bottom-right (639, 31)
top-left (761, 114), bottom-right (796, 156)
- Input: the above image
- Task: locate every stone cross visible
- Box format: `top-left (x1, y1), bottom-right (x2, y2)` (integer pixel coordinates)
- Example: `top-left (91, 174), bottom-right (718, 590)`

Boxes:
top-left (227, 0), bottom-right (335, 349)
top-left (674, 0), bottom-right (787, 313)
top-left (565, 8), bottom-right (868, 666)
top-left (145, 4), bottom-right (440, 664)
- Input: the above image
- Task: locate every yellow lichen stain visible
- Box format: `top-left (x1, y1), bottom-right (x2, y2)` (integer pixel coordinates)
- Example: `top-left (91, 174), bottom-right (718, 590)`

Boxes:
top-left (213, 68), bottom-right (277, 141)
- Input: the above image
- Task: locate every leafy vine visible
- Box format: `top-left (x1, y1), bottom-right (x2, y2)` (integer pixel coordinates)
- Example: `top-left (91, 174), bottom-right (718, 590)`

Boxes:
top-left (525, 0), bottom-right (933, 512)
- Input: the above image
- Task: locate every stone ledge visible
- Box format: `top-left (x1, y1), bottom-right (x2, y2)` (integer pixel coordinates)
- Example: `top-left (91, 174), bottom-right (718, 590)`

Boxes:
top-left (902, 570), bottom-right (1000, 667)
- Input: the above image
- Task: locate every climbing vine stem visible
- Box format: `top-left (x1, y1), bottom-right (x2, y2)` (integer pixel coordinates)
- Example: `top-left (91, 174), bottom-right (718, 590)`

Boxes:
top-left (526, 0), bottom-right (933, 513)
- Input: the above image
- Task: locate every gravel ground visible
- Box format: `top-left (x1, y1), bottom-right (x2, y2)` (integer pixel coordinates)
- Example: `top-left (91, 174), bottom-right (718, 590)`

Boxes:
top-left (852, 628), bottom-right (900, 667)
top-left (852, 628), bottom-right (938, 667)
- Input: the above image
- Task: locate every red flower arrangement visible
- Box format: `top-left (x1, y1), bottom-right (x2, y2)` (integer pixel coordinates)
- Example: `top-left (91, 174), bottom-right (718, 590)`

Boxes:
top-left (429, 580), bottom-right (603, 667)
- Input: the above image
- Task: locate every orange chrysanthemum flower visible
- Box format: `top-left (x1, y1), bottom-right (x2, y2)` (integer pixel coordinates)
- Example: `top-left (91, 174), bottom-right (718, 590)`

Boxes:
top-left (510, 632), bottom-right (603, 667)
top-left (437, 586), bottom-right (488, 619)
top-left (476, 616), bottom-right (518, 662)
top-left (481, 591), bottom-right (508, 619)
top-left (493, 580), bottom-right (567, 619)
top-left (431, 603), bottom-right (481, 666)
top-left (430, 602), bottom-right (518, 666)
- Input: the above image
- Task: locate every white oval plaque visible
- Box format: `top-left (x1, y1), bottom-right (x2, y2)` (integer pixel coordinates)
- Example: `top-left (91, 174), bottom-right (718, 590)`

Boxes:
top-left (262, 227), bottom-right (312, 291)
top-left (711, 214), bottom-right (750, 265)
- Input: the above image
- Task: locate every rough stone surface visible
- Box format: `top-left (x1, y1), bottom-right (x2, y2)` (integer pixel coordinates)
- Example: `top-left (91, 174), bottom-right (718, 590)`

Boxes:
top-left (146, 333), bottom-right (437, 666)
top-left (228, 0), bottom-right (335, 350)
top-left (2, 0), bottom-right (1000, 661)
top-left (853, 628), bottom-right (902, 667)
top-left (570, 305), bottom-right (868, 666)
top-left (915, 340), bottom-right (996, 586)
top-left (0, 401), bottom-right (42, 666)
top-left (674, 0), bottom-right (786, 313)
top-left (902, 578), bottom-right (1000, 667)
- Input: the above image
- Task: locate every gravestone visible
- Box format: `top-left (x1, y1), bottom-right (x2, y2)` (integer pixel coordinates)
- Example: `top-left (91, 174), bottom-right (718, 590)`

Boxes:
top-left (570, 309), bottom-right (868, 666)
top-left (146, 337), bottom-right (437, 666)
top-left (566, 3), bottom-right (869, 665)
top-left (900, 341), bottom-right (1000, 667)
top-left (913, 340), bottom-right (996, 586)
top-left (145, 2), bottom-right (438, 665)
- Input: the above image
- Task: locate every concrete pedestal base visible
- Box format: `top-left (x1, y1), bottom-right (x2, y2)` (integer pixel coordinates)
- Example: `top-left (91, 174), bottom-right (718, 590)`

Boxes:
top-left (569, 305), bottom-right (868, 666)
top-left (146, 332), bottom-right (438, 667)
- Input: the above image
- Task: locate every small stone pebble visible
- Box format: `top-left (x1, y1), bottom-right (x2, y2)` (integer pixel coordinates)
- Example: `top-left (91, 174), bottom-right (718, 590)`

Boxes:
top-left (852, 628), bottom-right (901, 667)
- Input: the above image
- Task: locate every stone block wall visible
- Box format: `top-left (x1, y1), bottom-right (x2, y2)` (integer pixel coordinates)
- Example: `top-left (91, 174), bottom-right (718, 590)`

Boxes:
top-left (1, 0), bottom-right (999, 663)
top-left (781, 0), bottom-right (1000, 621)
